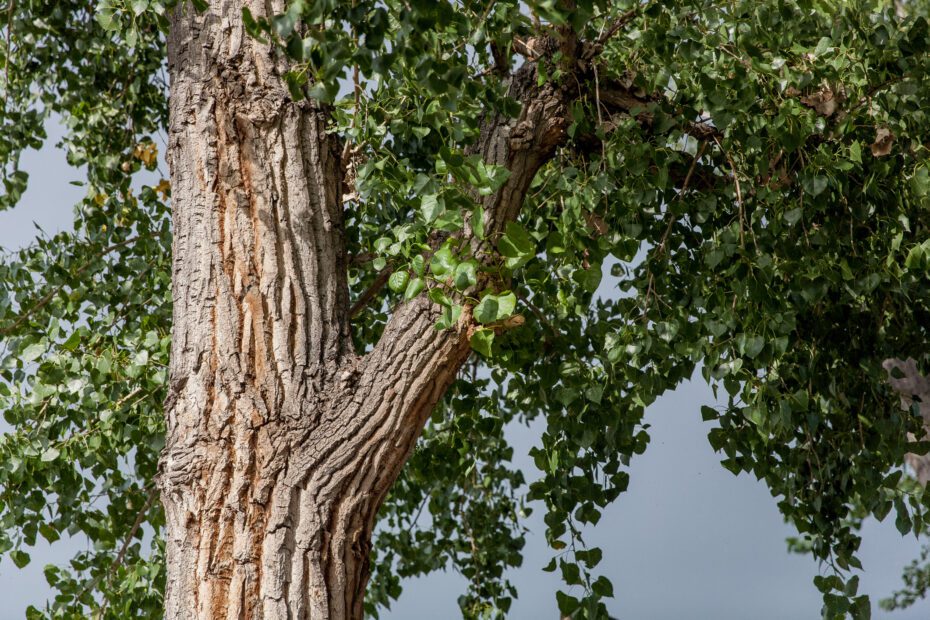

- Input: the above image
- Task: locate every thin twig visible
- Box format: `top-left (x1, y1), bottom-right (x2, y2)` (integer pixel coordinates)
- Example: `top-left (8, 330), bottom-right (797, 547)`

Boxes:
top-left (596, 6), bottom-right (641, 46)
top-left (713, 136), bottom-right (746, 249)
top-left (656, 141), bottom-right (706, 257)
top-left (513, 288), bottom-right (557, 338)
top-left (109, 490), bottom-right (158, 576)
top-left (84, 487), bottom-right (158, 618)
top-left (1, 235), bottom-right (140, 337)
top-left (349, 265), bottom-right (392, 319)
top-left (3, 0), bottom-right (14, 107)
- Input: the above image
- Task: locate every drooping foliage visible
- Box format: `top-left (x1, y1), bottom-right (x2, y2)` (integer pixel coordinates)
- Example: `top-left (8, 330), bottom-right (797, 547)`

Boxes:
top-left (0, 2), bottom-right (171, 617)
top-left (2, 0), bottom-right (930, 618)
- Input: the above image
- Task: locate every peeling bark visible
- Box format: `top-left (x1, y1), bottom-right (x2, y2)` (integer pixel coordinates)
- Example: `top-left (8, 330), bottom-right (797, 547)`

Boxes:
top-left (157, 3), bottom-right (575, 619)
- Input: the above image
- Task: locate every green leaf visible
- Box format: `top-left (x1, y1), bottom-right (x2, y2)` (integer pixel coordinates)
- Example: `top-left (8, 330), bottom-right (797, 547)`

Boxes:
top-left (131, 0), bottom-right (149, 16)
top-left (560, 559), bottom-right (582, 585)
top-left (498, 222), bottom-right (535, 270)
top-left (471, 207), bottom-right (485, 239)
top-left (11, 550), bottom-right (30, 568)
top-left (849, 141), bottom-right (862, 163)
top-left (783, 207), bottom-right (803, 226)
top-left (271, 12), bottom-right (297, 37)
top-left (428, 287), bottom-right (452, 308)
top-left (905, 244), bottom-right (925, 270)
top-left (453, 260), bottom-right (478, 290)
top-left (585, 385), bottom-right (603, 404)
top-left (895, 505), bottom-right (912, 535)
top-left (388, 270), bottom-right (409, 293)
top-left (911, 165), bottom-right (929, 197)
top-left (592, 575), bottom-right (614, 598)
top-left (61, 331), bottom-right (82, 351)
top-left (814, 36), bottom-right (831, 56)
top-left (802, 175), bottom-right (828, 197)
top-left (40, 447), bottom-right (60, 462)
top-left (95, 8), bottom-right (117, 31)
top-left (420, 194), bottom-right (443, 223)
top-left (474, 292), bottom-right (516, 324)
top-left (556, 591), bottom-right (580, 616)
top-left (576, 267), bottom-right (602, 293)
top-left (21, 343), bottom-right (46, 363)
top-left (410, 254), bottom-right (425, 276)
top-left (429, 244), bottom-right (457, 278)
top-left (404, 277), bottom-right (425, 300)
top-left (38, 523), bottom-right (60, 543)
top-left (433, 208), bottom-right (464, 232)
top-left (738, 334), bottom-right (765, 359)
top-left (435, 304), bottom-right (463, 330)
top-left (470, 329), bottom-right (494, 357)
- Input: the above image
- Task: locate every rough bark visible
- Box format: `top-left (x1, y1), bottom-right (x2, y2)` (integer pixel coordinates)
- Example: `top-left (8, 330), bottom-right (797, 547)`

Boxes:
top-left (884, 358), bottom-right (930, 485)
top-left (157, 3), bottom-right (575, 619)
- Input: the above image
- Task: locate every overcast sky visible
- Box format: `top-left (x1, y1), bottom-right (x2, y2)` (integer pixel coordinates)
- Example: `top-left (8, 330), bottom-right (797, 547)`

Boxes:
top-left (0, 124), bottom-right (927, 619)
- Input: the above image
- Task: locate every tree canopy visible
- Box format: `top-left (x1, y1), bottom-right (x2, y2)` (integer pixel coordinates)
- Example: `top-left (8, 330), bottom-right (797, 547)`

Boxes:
top-left (2, 0), bottom-right (930, 618)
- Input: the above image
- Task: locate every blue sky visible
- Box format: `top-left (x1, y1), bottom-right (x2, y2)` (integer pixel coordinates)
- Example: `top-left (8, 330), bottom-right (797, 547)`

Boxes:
top-left (0, 124), bottom-right (927, 619)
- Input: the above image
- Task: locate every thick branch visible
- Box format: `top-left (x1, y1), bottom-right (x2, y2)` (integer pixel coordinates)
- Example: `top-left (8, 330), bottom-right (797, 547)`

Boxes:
top-left (472, 60), bottom-right (574, 241)
top-left (596, 6), bottom-right (642, 47)
top-left (597, 82), bottom-right (722, 141)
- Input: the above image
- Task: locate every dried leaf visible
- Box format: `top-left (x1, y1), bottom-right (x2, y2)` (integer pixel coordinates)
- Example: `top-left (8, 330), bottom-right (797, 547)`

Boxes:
top-left (584, 211), bottom-right (608, 237)
top-left (870, 127), bottom-right (894, 157)
top-left (800, 86), bottom-right (843, 117)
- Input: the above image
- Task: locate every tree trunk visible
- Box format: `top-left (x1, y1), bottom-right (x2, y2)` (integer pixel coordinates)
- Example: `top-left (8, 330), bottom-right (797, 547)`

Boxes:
top-left (157, 2), bottom-right (575, 618)
top-left (157, 3), bottom-right (474, 618)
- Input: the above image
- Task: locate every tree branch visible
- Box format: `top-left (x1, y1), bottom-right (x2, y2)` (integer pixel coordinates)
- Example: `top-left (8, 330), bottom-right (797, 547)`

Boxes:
top-left (349, 265), bottom-right (392, 319)
top-left (596, 82), bottom-right (722, 141)
top-left (81, 487), bottom-right (158, 615)
top-left (596, 6), bottom-right (641, 47)
top-left (0, 235), bottom-right (140, 337)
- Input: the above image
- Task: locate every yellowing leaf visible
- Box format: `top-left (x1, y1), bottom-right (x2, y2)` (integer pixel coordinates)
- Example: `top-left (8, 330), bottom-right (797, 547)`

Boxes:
top-left (155, 178), bottom-right (171, 199)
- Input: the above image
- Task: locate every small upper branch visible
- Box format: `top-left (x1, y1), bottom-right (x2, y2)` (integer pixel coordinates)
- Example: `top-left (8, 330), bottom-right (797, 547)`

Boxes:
top-left (0, 235), bottom-right (140, 337)
top-left (472, 60), bottom-right (575, 242)
top-left (360, 18), bottom-right (583, 394)
top-left (596, 82), bottom-right (722, 142)
top-left (596, 5), bottom-right (643, 47)
top-left (349, 265), bottom-right (392, 319)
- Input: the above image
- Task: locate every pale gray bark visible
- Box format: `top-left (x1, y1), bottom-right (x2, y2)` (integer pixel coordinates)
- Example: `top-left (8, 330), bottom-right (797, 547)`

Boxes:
top-left (884, 358), bottom-right (930, 485)
top-left (157, 3), bottom-right (578, 619)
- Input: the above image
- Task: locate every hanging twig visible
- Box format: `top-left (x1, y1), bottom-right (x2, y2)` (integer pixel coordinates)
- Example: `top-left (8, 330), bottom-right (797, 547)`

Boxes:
top-left (596, 5), bottom-right (643, 47)
top-left (3, 0), bottom-right (14, 108)
top-left (656, 141), bottom-right (706, 257)
top-left (84, 487), bottom-right (158, 619)
top-left (713, 136), bottom-right (748, 249)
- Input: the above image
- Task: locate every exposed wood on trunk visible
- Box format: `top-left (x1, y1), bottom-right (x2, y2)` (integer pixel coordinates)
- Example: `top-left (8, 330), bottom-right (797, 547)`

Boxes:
top-left (158, 3), bottom-right (577, 619)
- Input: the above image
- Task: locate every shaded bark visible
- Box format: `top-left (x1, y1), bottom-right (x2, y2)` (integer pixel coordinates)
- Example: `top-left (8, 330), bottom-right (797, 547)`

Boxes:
top-left (884, 358), bottom-right (930, 485)
top-left (157, 3), bottom-right (575, 619)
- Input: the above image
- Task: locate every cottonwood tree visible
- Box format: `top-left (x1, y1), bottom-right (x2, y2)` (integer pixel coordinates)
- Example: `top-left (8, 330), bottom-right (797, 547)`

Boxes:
top-left (2, 0), bottom-right (930, 618)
